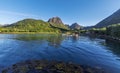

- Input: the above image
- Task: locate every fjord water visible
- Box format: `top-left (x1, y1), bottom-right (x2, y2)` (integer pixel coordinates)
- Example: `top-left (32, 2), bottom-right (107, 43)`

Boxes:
top-left (0, 34), bottom-right (120, 73)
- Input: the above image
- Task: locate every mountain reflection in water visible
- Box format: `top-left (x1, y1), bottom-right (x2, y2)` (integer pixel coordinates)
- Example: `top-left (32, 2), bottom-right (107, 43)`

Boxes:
top-left (0, 34), bottom-right (120, 73)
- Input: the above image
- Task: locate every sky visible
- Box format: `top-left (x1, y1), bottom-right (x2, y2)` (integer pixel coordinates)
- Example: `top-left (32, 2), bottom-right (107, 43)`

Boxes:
top-left (0, 0), bottom-right (120, 26)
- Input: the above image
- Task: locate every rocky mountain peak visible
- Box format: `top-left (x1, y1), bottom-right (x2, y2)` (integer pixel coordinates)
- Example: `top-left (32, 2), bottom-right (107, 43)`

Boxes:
top-left (48, 17), bottom-right (64, 24)
top-left (70, 23), bottom-right (81, 30)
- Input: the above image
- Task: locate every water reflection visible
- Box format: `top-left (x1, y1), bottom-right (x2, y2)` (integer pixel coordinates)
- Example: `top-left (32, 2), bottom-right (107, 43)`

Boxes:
top-left (71, 36), bottom-right (79, 42)
top-left (15, 34), bottom-right (52, 41)
top-left (15, 34), bottom-right (64, 48)
top-left (105, 39), bottom-right (120, 56)
top-left (0, 34), bottom-right (120, 73)
top-left (47, 35), bottom-right (64, 48)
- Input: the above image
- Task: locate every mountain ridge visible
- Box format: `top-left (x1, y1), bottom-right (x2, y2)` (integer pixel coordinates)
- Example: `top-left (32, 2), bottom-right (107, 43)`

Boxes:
top-left (0, 17), bottom-right (69, 33)
top-left (95, 9), bottom-right (120, 28)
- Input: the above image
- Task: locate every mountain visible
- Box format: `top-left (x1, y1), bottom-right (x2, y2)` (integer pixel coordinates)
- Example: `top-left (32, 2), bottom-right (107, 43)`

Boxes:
top-left (0, 17), bottom-right (70, 33)
top-left (3, 19), bottom-right (60, 32)
top-left (83, 26), bottom-right (94, 30)
top-left (65, 24), bottom-right (70, 28)
top-left (48, 17), bottom-right (63, 24)
top-left (48, 17), bottom-right (69, 29)
top-left (70, 23), bottom-right (81, 30)
top-left (95, 9), bottom-right (120, 28)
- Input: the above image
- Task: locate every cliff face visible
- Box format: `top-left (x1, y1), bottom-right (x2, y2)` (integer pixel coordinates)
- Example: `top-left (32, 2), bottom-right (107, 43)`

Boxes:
top-left (48, 17), bottom-right (64, 24)
top-left (48, 17), bottom-right (69, 29)
top-left (95, 9), bottom-right (120, 27)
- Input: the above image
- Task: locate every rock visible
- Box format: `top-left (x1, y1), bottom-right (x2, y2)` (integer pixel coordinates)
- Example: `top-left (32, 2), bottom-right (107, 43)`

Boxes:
top-left (48, 17), bottom-right (64, 24)
top-left (1, 60), bottom-right (105, 73)
top-left (70, 23), bottom-right (81, 30)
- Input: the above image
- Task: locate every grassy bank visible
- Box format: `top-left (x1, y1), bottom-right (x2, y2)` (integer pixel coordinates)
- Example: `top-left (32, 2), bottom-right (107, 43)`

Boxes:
top-left (0, 32), bottom-right (61, 34)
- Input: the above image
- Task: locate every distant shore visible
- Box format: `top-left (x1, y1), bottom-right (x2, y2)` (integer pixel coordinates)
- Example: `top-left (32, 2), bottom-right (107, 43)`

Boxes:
top-left (0, 32), bottom-right (61, 34)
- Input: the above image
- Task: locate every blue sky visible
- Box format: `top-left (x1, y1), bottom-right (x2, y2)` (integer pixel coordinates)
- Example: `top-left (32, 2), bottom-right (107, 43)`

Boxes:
top-left (0, 0), bottom-right (120, 26)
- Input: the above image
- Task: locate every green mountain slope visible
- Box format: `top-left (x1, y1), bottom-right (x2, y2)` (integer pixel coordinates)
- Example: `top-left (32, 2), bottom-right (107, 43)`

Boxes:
top-left (95, 9), bottom-right (120, 28)
top-left (1, 19), bottom-right (60, 33)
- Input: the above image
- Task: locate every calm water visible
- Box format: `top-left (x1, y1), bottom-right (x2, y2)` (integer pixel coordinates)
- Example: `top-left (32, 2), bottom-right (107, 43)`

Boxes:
top-left (0, 34), bottom-right (120, 73)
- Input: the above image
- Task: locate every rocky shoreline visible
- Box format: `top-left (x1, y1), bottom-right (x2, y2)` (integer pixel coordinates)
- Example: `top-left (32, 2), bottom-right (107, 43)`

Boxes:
top-left (1, 60), bottom-right (105, 73)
